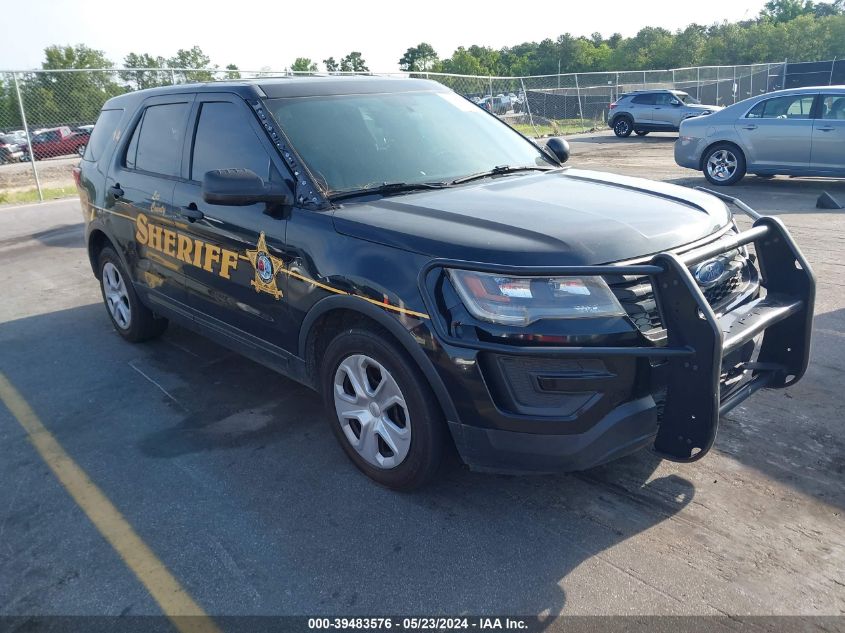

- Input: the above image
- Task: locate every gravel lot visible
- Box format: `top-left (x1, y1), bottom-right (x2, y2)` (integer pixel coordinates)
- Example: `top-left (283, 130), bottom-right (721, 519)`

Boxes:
top-left (0, 131), bottom-right (843, 622)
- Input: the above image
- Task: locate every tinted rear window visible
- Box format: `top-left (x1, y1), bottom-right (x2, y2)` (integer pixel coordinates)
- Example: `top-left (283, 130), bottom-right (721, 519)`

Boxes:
top-left (631, 94), bottom-right (656, 105)
top-left (126, 103), bottom-right (189, 177)
top-left (83, 109), bottom-right (123, 162)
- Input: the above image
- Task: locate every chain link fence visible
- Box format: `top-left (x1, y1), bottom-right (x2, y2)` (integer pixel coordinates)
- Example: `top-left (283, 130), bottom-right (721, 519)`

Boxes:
top-left (2, 57), bottom-right (842, 203)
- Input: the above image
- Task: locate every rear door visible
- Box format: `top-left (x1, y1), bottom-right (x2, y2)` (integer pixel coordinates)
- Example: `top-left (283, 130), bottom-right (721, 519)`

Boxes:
top-left (810, 94), bottom-right (845, 173)
top-left (105, 95), bottom-right (194, 310)
top-left (172, 93), bottom-right (297, 352)
top-left (736, 93), bottom-right (816, 171)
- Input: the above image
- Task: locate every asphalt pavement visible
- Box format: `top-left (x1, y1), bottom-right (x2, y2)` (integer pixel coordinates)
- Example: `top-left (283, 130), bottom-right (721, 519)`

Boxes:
top-left (0, 134), bottom-right (843, 621)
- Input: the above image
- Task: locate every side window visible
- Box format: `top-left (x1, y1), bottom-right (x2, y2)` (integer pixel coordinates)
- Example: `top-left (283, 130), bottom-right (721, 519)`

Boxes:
top-left (653, 93), bottom-right (674, 105)
top-left (820, 95), bottom-right (845, 120)
top-left (746, 101), bottom-right (765, 119)
top-left (631, 94), bottom-right (654, 105)
top-left (190, 101), bottom-right (271, 181)
top-left (83, 109), bottom-right (123, 162)
top-left (748, 95), bottom-right (815, 120)
top-left (126, 102), bottom-right (189, 177)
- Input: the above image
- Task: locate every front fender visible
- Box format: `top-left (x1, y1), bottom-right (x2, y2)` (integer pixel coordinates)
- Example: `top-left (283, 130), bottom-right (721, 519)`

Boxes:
top-left (297, 293), bottom-right (460, 425)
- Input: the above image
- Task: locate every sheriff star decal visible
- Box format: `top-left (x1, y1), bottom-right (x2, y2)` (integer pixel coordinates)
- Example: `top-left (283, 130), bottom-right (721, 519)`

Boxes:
top-left (245, 232), bottom-right (284, 299)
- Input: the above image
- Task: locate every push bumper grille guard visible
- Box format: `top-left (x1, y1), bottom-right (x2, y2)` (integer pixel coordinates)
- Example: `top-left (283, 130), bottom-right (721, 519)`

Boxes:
top-left (418, 209), bottom-right (815, 463)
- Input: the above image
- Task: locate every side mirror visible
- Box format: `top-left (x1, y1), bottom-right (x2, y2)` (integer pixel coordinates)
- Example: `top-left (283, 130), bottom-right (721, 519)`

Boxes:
top-left (202, 168), bottom-right (293, 207)
top-left (545, 137), bottom-right (570, 164)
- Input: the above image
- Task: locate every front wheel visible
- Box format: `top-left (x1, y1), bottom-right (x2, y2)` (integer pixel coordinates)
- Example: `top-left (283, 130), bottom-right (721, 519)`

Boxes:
top-left (612, 117), bottom-right (633, 138)
top-left (703, 144), bottom-right (746, 186)
top-left (321, 327), bottom-right (445, 490)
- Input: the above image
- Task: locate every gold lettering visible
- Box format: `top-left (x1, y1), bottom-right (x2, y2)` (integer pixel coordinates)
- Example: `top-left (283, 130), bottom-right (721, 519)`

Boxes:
top-left (219, 249), bottom-right (239, 280)
top-left (148, 224), bottom-right (163, 251)
top-left (203, 244), bottom-right (221, 273)
top-left (162, 229), bottom-right (176, 257)
top-left (135, 214), bottom-right (149, 245)
top-left (192, 239), bottom-right (203, 268)
top-left (176, 234), bottom-right (193, 263)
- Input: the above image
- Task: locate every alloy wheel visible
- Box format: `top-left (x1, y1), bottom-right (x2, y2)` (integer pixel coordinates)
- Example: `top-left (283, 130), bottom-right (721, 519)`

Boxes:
top-left (102, 262), bottom-right (131, 330)
top-left (706, 149), bottom-right (738, 182)
top-left (333, 354), bottom-right (411, 469)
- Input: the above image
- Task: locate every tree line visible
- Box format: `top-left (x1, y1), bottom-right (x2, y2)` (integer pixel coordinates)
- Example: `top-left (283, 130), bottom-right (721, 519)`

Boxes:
top-left (402, 0), bottom-right (844, 75)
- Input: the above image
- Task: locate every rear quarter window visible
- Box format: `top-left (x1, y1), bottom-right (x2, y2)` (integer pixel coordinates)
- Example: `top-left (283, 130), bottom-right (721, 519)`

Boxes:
top-left (82, 109), bottom-right (123, 162)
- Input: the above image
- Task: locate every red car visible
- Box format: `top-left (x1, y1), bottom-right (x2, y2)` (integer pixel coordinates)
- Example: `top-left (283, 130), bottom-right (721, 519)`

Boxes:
top-left (25, 126), bottom-right (88, 160)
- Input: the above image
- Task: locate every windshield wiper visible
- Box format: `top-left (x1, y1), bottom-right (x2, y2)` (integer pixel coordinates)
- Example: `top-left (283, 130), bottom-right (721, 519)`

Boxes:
top-left (450, 165), bottom-right (554, 185)
top-left (330, 181), bottom-right (448, 201)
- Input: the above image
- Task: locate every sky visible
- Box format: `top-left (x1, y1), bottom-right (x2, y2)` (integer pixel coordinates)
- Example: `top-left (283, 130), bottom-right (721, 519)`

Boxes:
top-left (5, 0), bottom-right (771, 73)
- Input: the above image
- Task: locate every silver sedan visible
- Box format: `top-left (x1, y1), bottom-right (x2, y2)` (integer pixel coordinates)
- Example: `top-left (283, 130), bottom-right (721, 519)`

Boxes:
top-left (675, 86), bottom-right (845, 185)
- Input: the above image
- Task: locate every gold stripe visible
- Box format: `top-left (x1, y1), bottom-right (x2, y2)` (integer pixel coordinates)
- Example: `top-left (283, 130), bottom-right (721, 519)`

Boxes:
top-left (90, 205), bottom-right (430, 319)
top-left (0, 372), bottom-right (222, 633)
top-left (146, 251), bottom-right (182, 272)
top-left (284, 269), bottom-right (430, 319)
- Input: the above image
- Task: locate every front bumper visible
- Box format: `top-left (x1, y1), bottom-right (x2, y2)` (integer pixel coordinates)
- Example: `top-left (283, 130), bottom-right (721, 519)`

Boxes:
top-left (421, 214), bottom-right (815, 472)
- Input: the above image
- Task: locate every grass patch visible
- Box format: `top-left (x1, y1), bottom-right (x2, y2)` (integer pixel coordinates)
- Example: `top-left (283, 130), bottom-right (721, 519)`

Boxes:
top-left (513, 117), bottom-right (607, 137)
top-left (0, 186), bottom-right (77, 206)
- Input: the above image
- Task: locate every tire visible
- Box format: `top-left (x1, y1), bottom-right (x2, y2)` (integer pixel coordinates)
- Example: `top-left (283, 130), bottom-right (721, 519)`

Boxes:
top-left (321, 327), bottom-right (445, 490)
top-left (98, 246), bottom-right (168, 342)
top-left (702, 143), bottom-right (746, 186)
top-left (76, 143), bottom-right (86, 157)
top-left (612, 116), bottom-right (633, 137)
top-left (635, 130), bottom-right (649, 136)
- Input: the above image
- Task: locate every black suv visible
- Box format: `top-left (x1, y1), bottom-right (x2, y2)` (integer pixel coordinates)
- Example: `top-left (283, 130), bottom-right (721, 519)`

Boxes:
top-left (76, 77), bottom-right (814, 490)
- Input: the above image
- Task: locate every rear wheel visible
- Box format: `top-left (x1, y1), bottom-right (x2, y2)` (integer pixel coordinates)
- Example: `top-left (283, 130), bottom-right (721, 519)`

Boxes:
top-left (321, 327), bottom-right (445, 490)
top-left (635, 130), bottom-right (649, 136)
top-left (98, 247), bottom-right (168, 342)
top-left (612, 117), bottom-right (633, 138)
top-left (703, 143), bottom-right (746, 186)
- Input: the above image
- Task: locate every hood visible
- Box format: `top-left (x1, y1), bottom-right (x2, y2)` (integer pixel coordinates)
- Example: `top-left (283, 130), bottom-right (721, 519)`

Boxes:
top-left (687, 103), bottom-right (722, 112)
top-left (331, 168), bottom-right (731, 266)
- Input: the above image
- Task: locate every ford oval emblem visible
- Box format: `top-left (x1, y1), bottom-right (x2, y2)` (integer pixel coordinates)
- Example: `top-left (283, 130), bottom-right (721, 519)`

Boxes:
top-left (693, 259), bottom-right (726, 286)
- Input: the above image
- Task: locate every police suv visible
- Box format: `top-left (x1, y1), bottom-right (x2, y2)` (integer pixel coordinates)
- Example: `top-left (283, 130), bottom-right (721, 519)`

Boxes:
top-left (76, 77), bottom-right (815, 490)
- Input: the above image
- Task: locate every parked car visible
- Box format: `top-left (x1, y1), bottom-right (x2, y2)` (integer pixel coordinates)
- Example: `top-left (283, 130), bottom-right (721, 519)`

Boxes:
top-left (24, 126), bottom-right (88, 160)
top-left (77, 77), bottom-right (814, 490)
top-left (608, 89), bottom-right (720, 137)
top-left (0, 134), bottom-right (25, 164)
top-left (479, 95), bottom-right (510, 115)
top-left (675, 86), bottom-right (845, 185)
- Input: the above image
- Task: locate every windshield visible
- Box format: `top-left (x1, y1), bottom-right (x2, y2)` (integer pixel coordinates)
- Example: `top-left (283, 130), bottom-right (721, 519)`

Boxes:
top-left (264, 90), bottom-right (554, 193)
top-left (676, 92), bottom-right (700, 105)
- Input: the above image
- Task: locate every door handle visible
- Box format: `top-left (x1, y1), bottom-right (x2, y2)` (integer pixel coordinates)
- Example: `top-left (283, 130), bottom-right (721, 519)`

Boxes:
top-left (179, 205), bottom-right (204, 222)
top-left (108, 184), bottom-right (124, 199)
top-left (742, 124), bottom-right (758, 130)
top-left (817, 126), bottom-right (835, 132)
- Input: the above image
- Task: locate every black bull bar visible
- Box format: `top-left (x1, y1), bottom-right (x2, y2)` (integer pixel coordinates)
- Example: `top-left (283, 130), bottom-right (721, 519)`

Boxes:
top-left (419, 211), bottom-right (815, 463)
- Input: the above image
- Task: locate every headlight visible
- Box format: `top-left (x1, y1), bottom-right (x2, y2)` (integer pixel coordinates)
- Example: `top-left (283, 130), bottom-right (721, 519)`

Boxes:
top-left (447, 269), bottom-right (625, 326)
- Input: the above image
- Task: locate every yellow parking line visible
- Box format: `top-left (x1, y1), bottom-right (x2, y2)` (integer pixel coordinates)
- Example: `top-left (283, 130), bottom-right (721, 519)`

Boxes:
top-left (0, 372), bottom-right (222, 633)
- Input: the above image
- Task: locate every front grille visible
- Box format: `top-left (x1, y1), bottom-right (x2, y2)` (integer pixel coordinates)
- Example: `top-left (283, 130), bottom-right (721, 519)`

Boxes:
top-left (608, 247), bottom-right (756, 340)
